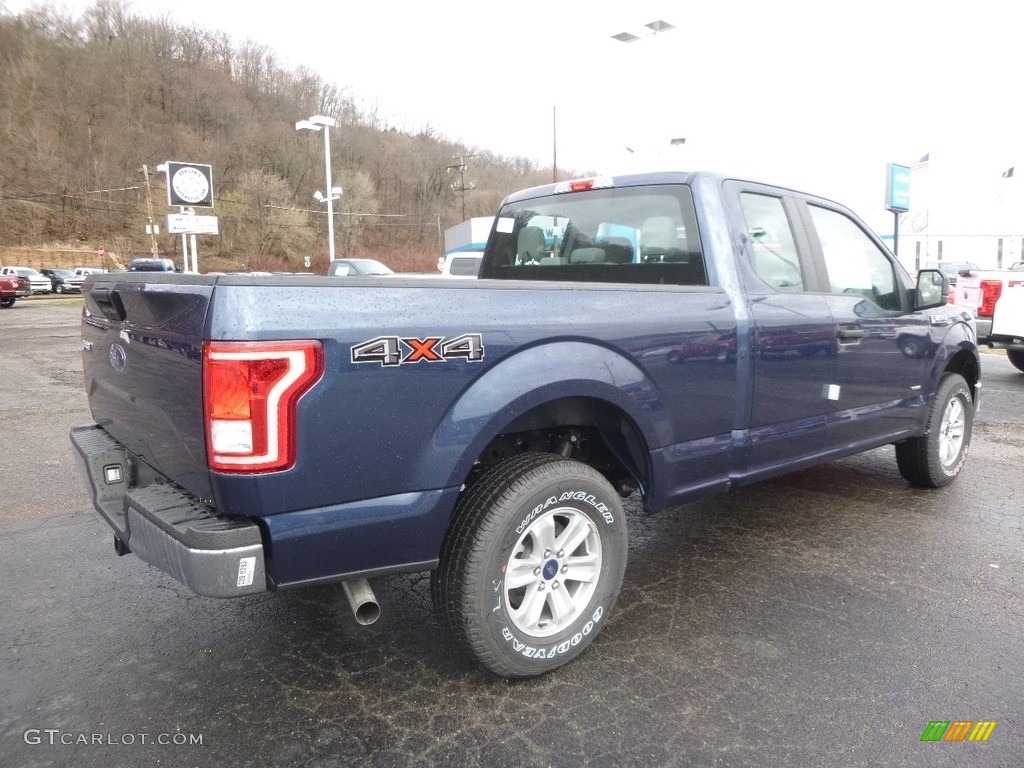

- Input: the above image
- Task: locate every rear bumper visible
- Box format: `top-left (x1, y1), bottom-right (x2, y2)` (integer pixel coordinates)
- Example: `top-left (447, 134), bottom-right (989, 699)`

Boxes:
top-left (71, 423), bottom-right (267, 598)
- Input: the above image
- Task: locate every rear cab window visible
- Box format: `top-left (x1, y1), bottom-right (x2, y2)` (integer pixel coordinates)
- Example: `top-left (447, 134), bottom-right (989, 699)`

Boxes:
top-left (481, 183), bottom-right (707, 286)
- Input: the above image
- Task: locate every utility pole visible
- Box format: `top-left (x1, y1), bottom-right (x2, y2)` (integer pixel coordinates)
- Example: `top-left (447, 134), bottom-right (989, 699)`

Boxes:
top-left (140, 164), bottom-right (159, 257)
top-left (447, 154), bottom-right (476, 221)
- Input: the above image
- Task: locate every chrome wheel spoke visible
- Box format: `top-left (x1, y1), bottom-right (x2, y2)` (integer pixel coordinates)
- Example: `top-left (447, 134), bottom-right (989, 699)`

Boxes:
top-left (511, 585), bottom-right (548, 631)
top-left (506, 557), bottom-right (543, 590)
top-left (531, 514), bottom-right (557, 554)
top-left (554, 515), bottom-right (592, 557)
top-left (562, 552), bottom-right (600, 584)
top-left (547, 585), bottom-right (575, 624)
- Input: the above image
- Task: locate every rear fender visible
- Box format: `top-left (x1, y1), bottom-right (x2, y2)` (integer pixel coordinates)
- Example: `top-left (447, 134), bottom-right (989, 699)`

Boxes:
top-left (410, 341), bottom-right (663, 491)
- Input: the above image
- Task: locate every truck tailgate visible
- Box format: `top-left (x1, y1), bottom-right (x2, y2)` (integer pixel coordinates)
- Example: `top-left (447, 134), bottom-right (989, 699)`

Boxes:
top-left (81, 275), bottom-right (216, 500)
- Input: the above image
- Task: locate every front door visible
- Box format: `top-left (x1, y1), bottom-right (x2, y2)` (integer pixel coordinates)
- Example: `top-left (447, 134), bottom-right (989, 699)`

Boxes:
top-left (802, 203), bottom-right (931, 448)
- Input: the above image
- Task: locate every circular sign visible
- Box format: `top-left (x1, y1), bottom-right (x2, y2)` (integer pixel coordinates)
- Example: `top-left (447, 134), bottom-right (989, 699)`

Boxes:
top-left (171, 166), bottom-right (211, 205)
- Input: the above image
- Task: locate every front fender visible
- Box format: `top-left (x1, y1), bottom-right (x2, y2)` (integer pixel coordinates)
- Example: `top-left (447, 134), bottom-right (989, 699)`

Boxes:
top-left (409, 341), bottom-right (665, 491)
top-left (927, 317), bottom-right (980, 394)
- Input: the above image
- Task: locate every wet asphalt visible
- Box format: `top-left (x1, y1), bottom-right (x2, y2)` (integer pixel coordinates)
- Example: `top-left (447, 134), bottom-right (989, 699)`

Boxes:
top-left (1, 300), bottom-right (1021, 767)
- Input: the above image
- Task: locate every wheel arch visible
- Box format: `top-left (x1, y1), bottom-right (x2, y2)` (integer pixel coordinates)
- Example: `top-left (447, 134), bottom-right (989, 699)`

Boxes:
top-left (414, 341), bottom-right (661, 501)
top-left (941, 345), bottom-right (981, 403)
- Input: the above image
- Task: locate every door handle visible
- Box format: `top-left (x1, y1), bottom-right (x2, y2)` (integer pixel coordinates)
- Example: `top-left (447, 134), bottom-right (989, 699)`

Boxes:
top-left (837, 325), bottom-right (865, 341)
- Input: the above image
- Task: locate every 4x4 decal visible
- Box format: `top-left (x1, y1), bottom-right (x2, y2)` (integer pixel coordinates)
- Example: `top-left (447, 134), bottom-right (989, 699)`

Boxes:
top-left (351, 333), bottom-right (485, 367)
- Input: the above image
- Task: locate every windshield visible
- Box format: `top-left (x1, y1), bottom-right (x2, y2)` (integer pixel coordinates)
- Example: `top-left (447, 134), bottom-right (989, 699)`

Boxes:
top-left (352, 260), bottom-right (393, 276)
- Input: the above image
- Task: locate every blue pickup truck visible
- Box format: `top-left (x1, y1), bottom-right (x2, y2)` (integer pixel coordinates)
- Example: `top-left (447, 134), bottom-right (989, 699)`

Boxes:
top-left (72, 171), bottom-right (979, 678)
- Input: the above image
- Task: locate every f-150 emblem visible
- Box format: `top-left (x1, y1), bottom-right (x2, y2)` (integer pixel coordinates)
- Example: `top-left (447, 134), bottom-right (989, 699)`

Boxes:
top-left (351, 334), bottom-right (485, 367)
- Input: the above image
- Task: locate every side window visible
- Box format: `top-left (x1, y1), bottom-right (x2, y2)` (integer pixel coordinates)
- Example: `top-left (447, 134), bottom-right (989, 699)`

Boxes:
top-left (739, 193), bottom-right (804, 292)
top-left (808, 205), bottom-right (900, 311)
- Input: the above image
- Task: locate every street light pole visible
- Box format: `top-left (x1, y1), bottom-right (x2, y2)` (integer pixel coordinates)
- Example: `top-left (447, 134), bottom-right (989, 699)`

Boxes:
top-left (296, 114), bottom-right (339, 262)
top-left (321, 122), bottom-right (336, 262)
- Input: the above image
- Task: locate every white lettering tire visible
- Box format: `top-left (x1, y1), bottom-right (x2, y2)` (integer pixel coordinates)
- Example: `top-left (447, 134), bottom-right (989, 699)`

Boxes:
top-left (895, 373), bottom-right (974, 487)
top-left (432, 453), bottom-right (627, 678)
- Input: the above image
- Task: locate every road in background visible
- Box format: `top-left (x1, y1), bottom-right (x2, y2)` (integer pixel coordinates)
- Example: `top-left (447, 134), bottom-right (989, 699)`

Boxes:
top-left (1, 303), bottom-right (1021, 767)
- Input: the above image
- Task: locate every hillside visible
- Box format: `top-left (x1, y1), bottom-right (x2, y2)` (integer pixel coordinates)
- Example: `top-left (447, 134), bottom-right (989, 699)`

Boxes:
top-left (0, 2), bottom-right (558, 273)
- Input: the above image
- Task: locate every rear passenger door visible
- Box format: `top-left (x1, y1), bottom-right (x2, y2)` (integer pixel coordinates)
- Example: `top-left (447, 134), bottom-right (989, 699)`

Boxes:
top-left (732, 184), bottom-right (836, 478)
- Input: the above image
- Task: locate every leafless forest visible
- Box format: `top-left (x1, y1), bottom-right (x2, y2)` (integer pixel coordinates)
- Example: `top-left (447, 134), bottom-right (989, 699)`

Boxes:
top-left (0, 1), bottom-right (560, 272)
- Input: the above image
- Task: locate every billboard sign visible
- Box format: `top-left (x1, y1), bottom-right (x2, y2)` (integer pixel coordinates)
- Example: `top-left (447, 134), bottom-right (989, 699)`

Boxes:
top-left (885, 163), bottom-right (910, 213)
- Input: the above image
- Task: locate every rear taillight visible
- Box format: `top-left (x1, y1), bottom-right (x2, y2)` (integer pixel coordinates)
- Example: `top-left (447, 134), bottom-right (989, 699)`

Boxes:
top-left (979, 280), bottom-right (1002, 318)
top-left (203, 340), bottom-right (323, 473)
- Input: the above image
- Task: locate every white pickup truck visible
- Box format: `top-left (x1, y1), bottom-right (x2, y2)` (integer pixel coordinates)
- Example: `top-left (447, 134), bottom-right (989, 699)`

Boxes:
top-left (950, 268), bottom-right (1024, 371)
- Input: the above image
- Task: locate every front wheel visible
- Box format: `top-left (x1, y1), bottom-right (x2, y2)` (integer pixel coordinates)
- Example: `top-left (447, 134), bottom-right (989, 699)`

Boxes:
top-left (1007, 349), bottom-right (1024, 373)
top-left (432, 453), bottom-right (627, 678)
top-left (895, 373), bottom-right (973, 487)
top-left (0, 297), bottom-right (14, 308)
top-left (55, 284), bottom-right (64, 294)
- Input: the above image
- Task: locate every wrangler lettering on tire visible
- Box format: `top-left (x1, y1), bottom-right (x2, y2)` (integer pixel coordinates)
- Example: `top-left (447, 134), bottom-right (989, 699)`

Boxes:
top-left (895, 373), bottom-right (974, 487)
top-left (432, 453), bottom-right (627, 678)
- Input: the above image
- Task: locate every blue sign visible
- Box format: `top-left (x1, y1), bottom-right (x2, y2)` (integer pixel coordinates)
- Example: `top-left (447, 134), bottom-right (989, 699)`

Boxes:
top-left (885, 163), bottom-right (910, 213)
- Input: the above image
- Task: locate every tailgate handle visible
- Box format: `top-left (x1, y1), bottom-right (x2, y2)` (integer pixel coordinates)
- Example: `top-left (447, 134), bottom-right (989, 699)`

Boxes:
top-left (90, 286), bottom-right (127, 322)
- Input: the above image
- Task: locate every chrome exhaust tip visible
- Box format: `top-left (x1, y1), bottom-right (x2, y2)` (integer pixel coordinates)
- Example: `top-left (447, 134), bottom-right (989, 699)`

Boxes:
top-left (342, 578), bottom-right (381, 625)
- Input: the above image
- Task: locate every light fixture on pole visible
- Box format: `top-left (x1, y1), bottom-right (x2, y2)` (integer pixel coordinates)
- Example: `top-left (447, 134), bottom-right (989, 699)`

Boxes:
top-left (296, 114), bottom-right (339, 262)
top-left (611, 19), bottom-right (675, 43)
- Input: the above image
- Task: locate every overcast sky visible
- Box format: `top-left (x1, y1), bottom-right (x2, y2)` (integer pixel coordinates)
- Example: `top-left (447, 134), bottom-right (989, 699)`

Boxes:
top-left (5, 0), bottom-right (1022, 234)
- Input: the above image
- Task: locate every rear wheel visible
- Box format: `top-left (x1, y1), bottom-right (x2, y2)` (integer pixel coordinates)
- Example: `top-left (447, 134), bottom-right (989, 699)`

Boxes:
top-left (895, 373), bottom-right (973, 487)
top-left (432, 453), bottom-right (627, 678)
top-left (55, 283), bottom-right (65, 294)
top-left (1007, 349), bottom-right (1024, 373)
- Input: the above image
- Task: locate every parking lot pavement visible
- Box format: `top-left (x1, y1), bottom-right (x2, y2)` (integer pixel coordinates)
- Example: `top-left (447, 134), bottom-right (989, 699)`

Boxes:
top-left (1, 304), bottom-right (1021, 767)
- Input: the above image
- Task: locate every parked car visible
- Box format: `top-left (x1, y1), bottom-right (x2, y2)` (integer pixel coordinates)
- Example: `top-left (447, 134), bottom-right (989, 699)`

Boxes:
top-left (1, 271), bottom-right (31, 299)
top-left (128, 258), bottom-right (178, 272)
top-left (0, 266), bottom-right (50, 294)
top-left (0, 273), bottom-right (19, 307)
top-left (327, 258), bottom-right (394, 277)
top-left (438, 252), bottom-right (483, 278)
top-left (73, 267), bottom-right (107, 278)
top-left (40, 268), bottom-right (84, 294)
top-left (925, 261), bottom-right (978, 287)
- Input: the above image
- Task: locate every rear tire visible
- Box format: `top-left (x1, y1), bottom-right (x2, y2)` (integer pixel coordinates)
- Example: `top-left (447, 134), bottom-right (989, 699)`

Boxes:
top-left (1007, 349), bottom-right (1024, 373)
top-left (0, 297), bottom-right (14, 308)
top-left (432, 453), bottom-right (627, 678)
top-left (895, 373), bottom-right (973, 487)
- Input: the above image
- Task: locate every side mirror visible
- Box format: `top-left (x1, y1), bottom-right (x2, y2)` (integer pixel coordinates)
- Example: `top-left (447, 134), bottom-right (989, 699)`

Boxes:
top-left (914, 269), bottom-right (948, 310)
